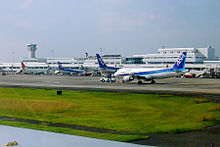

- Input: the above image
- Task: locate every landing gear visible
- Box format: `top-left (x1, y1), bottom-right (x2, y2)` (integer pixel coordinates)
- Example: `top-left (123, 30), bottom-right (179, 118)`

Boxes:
top-left (151, 79), bottom-right (156, 84)
top-left (100, 78), bottom-right (105, 82)
top-left (100, 77), bottom-right (116, 83)
top-left (138, 81), bottom-right (143, 85)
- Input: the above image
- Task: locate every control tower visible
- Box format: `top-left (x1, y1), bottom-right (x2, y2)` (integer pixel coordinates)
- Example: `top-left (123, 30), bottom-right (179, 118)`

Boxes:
top-left (27, 44), bottom-right (37, 58)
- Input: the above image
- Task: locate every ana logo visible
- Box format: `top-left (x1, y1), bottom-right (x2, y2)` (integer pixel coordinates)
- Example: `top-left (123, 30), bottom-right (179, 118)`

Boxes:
top-left (98, 58), bottom-right (105, 66)
top-left (176, 54), bottom-right (185, 66)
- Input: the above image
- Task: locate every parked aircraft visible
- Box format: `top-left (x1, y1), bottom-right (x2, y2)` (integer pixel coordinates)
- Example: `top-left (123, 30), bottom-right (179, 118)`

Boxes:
top-left (184, 68), bottom-right (207, 78)
top-left (21, 62), bottom-right (48, 74)
top-left (96, 54), bottom-right (120, 82)
top-left (0, 67), bottom-right (6, 75)
top-left (113, 52), bottom-right (188, 84)
top-left (56, 62), bottom-right (93, 76)
top-left (56, 62), bottom-right (84, 75)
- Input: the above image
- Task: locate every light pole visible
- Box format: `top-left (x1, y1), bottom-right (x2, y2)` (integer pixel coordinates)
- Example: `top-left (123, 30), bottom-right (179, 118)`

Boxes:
top-left (51, 49), bottom-right (54, 72)
top-left (100, 48), bottom-right (102, 56)
top-left (12, 51), bottom-right (15, 73)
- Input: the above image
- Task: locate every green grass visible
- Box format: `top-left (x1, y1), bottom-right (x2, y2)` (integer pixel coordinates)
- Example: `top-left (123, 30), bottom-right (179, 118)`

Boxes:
top-left (0, 87), bottom-right (219, 141)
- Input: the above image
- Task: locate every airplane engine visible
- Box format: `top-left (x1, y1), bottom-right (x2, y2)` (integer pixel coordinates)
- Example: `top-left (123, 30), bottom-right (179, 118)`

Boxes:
top-left (122, 76), bottom-right (134, 82)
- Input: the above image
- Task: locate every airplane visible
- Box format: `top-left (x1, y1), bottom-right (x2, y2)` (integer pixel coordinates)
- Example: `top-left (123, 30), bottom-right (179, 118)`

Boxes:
top-left (21, 62), bottom-right (48, 74)
top-left (113, 52), bottom-right (188, 84)
top-left (0, 67), bottom-right (6, 75)
top-left (56, 62), bottom-right (92, 76)
top-left (96, 54), bottom-right (120, 82)
top-left (184, 68), bottom-right (207, 78)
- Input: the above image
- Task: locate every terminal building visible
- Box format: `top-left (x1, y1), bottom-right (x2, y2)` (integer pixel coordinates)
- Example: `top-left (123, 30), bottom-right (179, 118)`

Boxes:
top-left (133, 46), bottom-right (217, 64)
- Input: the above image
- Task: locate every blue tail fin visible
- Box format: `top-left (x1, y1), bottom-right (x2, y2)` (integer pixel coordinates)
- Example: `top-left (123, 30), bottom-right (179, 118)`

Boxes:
top-left (172, 52), bottom-right (187, 70)
top-left (57, 62), bottom-right (64, 70)
top-left (96, 54), bottom-right (107, 68)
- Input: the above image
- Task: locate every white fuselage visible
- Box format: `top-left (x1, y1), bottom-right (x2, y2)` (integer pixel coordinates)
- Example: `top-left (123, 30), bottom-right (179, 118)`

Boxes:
top-left (114, 67), bottom-right (186, 81)
top-left (23, 67), bottom-right (48, 74)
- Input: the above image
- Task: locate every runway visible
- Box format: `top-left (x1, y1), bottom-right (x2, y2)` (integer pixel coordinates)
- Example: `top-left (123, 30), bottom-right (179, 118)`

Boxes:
top-left (1, 75), bottom-right (220, 97)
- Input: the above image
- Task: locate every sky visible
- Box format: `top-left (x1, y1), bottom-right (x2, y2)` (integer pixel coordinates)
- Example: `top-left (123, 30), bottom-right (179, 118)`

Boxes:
top-left (0, 0), bottom-right (220, 62)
